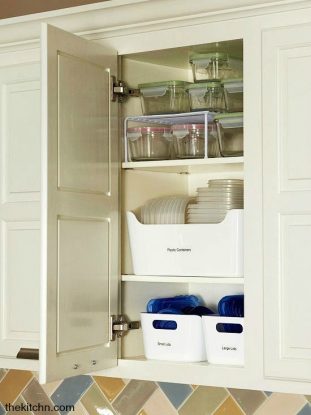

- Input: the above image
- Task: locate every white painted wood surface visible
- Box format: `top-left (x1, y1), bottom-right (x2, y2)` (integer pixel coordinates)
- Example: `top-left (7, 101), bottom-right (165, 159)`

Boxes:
top-left (0, 63), bottom-right (41, 359)
top-left (263, 23), bottom-right (311, 382)
top-left (40, 24), bottom-right (119, 383)
top-left (0, 0), bottom-right (309, 393)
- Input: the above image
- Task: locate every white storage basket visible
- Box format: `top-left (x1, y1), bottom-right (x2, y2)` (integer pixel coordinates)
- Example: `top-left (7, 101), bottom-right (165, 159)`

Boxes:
top-left (141, 313), bottom-right (206, 362)
top-left (127, 209), bottom-right (243, 277)
top-left (202, 316), bottom-right (244, 365)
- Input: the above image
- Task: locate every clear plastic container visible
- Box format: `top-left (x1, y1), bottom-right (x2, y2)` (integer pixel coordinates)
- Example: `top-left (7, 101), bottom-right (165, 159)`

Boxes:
top-left (187, 81), bottom-right (226, 112)
top-left (214, 113), bottom-right (243, 157)
top-left (172, 123), bottom-right (220, 159)
top-left (189, 53), bottom-right (243, 82)
top-left (127, 126), bottom-right (171, 161)
top-left (138, 80), bottom-right (190, 115)
top-left (222, 79), bottom-right (243, 112)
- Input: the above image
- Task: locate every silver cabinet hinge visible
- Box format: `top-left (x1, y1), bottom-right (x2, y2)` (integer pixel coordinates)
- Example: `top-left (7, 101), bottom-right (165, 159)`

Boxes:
top-left (111, 76), bottom-right (140, 102)
top-left (110, 315), bottom-right (140, 341)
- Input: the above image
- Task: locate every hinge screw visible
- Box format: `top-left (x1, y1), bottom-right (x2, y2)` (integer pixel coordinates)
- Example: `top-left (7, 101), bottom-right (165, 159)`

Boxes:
top-left (91, 360), bottom-right (97, 366)
top-left (73, 364), bottom-right (79, 370)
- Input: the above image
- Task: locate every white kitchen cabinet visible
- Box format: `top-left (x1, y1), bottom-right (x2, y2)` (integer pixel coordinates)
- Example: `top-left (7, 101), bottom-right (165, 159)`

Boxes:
top-left (0, 0), bottom-right (310, 394)
top-left (0, 63), bottom-right (41, 361)
top-left (263, 23), bottom-right (311, 382)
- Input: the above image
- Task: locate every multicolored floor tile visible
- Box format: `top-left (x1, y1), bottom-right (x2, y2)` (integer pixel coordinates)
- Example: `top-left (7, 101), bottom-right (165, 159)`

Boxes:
top-left (158, 382), bottom-right (193, 409)
top-left (253, 393), bottom-right (306, 415)
top-left (228, 388), bottom-right (266, 414)
top-left (179, 386), bottom-right (228, 415)
top-left (0, 369), bottom-right (309, 415)
top-left (143, 388), bottom-right (178, 415)
top-left (22, 378), bottom-right (59, 415)
top-left (213, 396), bottom-right (245, 415)
top-left (298, 404), bottom-right (311, 415)
top-left (81, 383), bottom-right (116, 415)
top-left (0, 370), bottom-right (33, 405)
top-left (93, 376), bottom-right (125, 402)
top-left (113, 380), bottom-right (157, 415)
top-left (51, 375), bottom-right (93, 415)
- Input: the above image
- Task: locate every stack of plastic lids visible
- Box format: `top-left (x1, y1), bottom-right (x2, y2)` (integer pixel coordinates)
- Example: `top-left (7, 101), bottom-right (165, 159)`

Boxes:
top-left (217, 294), bottom-right (244, 333)
top-left (186, 179), bottom-right (243, 224)
top-left (141, 196), bottom-right (193, 224)
top-left (146, 295), bottom-right (214, 329)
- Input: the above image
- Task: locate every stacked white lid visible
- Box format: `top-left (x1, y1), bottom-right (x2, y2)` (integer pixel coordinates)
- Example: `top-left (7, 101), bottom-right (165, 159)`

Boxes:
top-left (186, 179), bottom-right (244, 224)
top-left (141, 196), bottom-right (193, 224)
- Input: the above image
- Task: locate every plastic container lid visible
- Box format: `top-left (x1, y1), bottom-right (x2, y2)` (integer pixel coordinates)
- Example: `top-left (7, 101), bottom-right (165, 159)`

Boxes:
top-left (187, 81), bottom-right (222, 90)
top-left (221, 78), bottom-right (243, 93)
top-left (139, 80), bottom-right (190, 97)
top-left (138, 80), bottom-right (190, 88)
top-left (172, 123), bottom-right (210, 130)
top-left (127, 126), bottom-right (170, 133)
top-left (214, 112), bottom-right (243, 128)
top-left (189, 52), bottom-right (228, 64)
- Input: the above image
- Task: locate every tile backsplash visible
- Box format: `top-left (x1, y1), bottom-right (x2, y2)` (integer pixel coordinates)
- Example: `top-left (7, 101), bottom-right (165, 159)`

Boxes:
top-left (0, 370), bottom-right (310, 415)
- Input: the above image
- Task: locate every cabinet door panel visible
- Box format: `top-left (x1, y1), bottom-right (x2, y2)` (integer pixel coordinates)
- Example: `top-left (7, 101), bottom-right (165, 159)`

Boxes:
top-left (0, 63), bottom-right (41, 359)
top-left (40, 24), bottom-right (119, 383)
top-left (263, 24), bottom-right (311, 381)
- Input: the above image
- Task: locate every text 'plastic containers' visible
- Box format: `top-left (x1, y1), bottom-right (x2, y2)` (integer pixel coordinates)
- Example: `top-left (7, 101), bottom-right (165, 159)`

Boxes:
top-left (127, 209), bottom-right (244, 277)
top-left (189, 53), bottom-right (243, 82)
top-left (127, 126), bottom-right (172, 161)
top-left (187, 81), bottom-right (226, 112)
top-left (138, 80), bottom-right (190, 115)
top-left (222, 79), bottom-right (243, 112)
top-left (171, 123), bottom-right (220, 159)
top-left (214, 113), bottom-right (243, 157)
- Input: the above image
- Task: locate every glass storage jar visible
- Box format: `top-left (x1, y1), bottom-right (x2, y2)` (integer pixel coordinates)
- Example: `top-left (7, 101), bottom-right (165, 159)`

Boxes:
top-left (187, 81), bottom-right (226, 112)
top-left (214, 113), bottom-right (243, 157)
top-left (222, 79), bottom-right (243, 112)
top-left (127, 126), bottom-right (172, 161)
top-left (172, 123), bottom-right (220, 159)
top-left (138, 80), bottom-right (190, 115)
top-left (189, 53), bottom-right (243, 82)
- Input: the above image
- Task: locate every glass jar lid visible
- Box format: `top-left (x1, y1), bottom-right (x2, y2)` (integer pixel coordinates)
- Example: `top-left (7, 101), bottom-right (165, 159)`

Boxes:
top-left (189, 52), bottom-right (229, 64)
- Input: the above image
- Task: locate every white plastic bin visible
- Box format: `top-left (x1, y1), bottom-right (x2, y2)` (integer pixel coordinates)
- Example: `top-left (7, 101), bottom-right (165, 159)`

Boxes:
top-left (127, 209), bottom-right (244, 277)
top-left (202, 316), bottom-right (244, 365)
top-left (141, 313), bottom-right (206, 362)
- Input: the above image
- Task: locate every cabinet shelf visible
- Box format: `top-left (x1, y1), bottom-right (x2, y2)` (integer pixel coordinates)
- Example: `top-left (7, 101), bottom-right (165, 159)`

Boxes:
top-left (122, 157), bottom-right (244, 173)
top-left (121, 274), bottom-right (244, 284)
top-left (98, 357), bottom-right (250, 389)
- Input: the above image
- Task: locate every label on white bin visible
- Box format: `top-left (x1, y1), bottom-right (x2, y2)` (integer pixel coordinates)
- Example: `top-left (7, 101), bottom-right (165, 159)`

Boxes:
top-left (202, 316), bottom-right (244, 365)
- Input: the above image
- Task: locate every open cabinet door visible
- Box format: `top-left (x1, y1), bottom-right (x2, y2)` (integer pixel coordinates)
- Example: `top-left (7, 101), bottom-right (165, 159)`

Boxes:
top-left (40, 24), bottom-right (119, 383)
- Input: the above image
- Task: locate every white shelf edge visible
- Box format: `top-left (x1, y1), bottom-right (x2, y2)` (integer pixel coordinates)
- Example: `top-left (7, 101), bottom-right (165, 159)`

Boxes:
top-left (121, 274), bottom-right (244, 284)
top-left (122, 157), bottom-right (244, 169)
top-left (95, 358), bottom-right (311, 394)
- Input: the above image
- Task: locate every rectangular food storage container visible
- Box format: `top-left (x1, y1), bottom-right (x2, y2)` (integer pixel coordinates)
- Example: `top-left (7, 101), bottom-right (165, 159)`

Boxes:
top-left (138, 80), bottom-right (190, 115)
top-left (214, 113), bottom-right (243, 157)
top-left (141, 313), bottom-right (206, 362)
top-left (202, 316), bottom-right (244, 365)
top-left (189, 53), bottom-right (243, 82)
top-left (222, 79), bottom-right (243, 112)
top-left (127, 209), bottom-right (244, 277)
top-left (127, 126), bottom-right (172, 161)
top-left (171, 123), bottom-right (220, 158)
top-left (187, 82), bottom-right (226, 112)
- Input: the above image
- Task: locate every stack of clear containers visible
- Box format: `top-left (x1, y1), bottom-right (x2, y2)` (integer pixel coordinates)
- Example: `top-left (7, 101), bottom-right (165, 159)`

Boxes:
top-left (138, 81), bottom-right (190, 115)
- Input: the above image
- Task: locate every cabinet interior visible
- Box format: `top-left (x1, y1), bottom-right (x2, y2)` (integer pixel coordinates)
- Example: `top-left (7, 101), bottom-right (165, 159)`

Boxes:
top-left (119, 39), bottom-right (244, 360)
